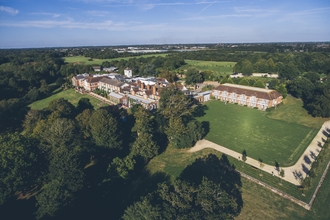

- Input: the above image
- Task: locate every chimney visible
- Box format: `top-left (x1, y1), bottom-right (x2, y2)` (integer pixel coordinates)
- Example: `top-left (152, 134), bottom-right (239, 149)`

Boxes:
top-left (152, 85), bottom-right (156, 95)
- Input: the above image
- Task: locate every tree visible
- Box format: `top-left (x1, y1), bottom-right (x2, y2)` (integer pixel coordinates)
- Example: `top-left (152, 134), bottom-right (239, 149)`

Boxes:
top-left (0, 133), bottom-right (45, 205)
top-left (239, 78), bottom-right (250, 86)
top-left (122, 195), bottom-right (161, 220)
top-left (36, 147), bottom-right (84, 219)
top-left (89, 109), bottom-right (121, 149)
top-left (185, 68), bottom-right (204, 85)
top-left (241, 59), bottom-right (253, 75)
top-left (107, 156), bottom-right (136, 180)
top-left (76, 109), bottom-right (93, 138)
top-left (48, 98), bottom-right (76, 118)
top-left (131, 132), bottom-right (159, 162)
top-left (304, 71), bottom-right (320, 83)
top-left (165, 117), bottom-right (189, 149)
top-left (131, 106), bottom-right (153, 135)
top-left (276, 83), bottom-right (288, 98)
top-left (268, 78), bottom-right (279, 89)
top-left (226, 77), bottom-right (234, 84)
top-left (287, 77), bottom-right (314, 99)
top-left (123, 176), bottom-right (240, 220)
top-left (76, 97), bottom-right (93, 114)
top-left (39, 79), bottom-right (50, 96)
top-left (242, 150), bottom-right (247, 167)
top-left (46, 118), bottom-right (77, 147)
top-left (159, 85), bottom-right (193, 119)
top-left (158, 70), bottom-right (176, 83)
top-left (143, 64), bottom-right (156, 76)
top-left (279, 168), bottom-right (285, 183)
top-left (253, 80), bottom-right (265, 88)
top-left (22, 109), bottom-right (45, 135)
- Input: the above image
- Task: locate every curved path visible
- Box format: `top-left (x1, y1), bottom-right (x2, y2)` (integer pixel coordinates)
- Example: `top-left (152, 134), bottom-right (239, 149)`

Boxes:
top-left (189, 120), bottom-right (330, 185)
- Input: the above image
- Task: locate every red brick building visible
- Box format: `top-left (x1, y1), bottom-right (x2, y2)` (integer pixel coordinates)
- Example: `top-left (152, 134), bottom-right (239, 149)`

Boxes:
top-left (212, 83), bottom-right (282, 110)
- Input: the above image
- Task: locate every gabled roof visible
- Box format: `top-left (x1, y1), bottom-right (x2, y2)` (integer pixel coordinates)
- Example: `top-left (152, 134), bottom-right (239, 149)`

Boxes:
top-left (99, 78), bottom-right (125, 87)
top-left (85, 76), bottom-right (105, 83)
top-left (214, 83), bottom-right (282, 100)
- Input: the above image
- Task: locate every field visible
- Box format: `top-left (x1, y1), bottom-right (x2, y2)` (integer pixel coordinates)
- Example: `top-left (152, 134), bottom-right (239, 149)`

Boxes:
top-left (64, 54), bottom-right (168, 65)
top-left (197, 98), bottom-right (322, 166)
top-left (179, 60), bottom-right (236, 76)
top-left (29, 89), bottom-right (108, 110)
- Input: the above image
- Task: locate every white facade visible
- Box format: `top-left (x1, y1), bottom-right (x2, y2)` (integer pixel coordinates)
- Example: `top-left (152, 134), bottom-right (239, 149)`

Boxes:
top-left (124, 68), bottom-right (132, 78)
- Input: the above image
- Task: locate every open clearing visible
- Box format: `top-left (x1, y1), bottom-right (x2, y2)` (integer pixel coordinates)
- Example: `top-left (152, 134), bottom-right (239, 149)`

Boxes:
top-left (29, 89), bottom-right (108, 110)
top-left (64, 54), bottom-right (168, 65)
top-left (196, 98), bottom-right (323, 166)
top-left (179, 60), bottom-right (236, 76)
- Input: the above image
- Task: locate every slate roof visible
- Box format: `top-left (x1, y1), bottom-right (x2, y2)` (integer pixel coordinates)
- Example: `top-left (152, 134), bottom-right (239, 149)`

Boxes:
top-left (85, 76), bottom-right (105, 83)
top-left (214, 83), bottom-right (282, 100)
top-left (99, 78), bottom-right (125, 87)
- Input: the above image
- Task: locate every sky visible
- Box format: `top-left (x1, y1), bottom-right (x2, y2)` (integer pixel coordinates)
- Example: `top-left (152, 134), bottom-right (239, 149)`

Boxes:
top-left (0, 0), bottom-right (329, 48)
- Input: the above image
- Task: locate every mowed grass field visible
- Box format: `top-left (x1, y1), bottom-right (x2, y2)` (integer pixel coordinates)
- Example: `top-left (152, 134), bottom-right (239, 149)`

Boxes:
top-left (64, 54), bottom-right (168, 65)
top-left (197, 98), bottom-right (324, 166)
top-left (179, 60), bottom-right (236, 76)
top-left (29, 89), bottom-right (108, 110)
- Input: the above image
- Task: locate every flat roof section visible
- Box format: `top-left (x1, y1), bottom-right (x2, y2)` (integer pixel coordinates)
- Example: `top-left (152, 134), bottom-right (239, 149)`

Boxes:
top-left (222, 83), bottom-right (271, 93)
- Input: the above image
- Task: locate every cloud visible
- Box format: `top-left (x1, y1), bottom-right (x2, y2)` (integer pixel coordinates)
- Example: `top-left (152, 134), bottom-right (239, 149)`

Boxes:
top-left (87, 10), bottom-right (110, 16)
top-left (31, 12), bottom-right (61, 18)
top-left (0, 18), bottom-right (168, 31)
top-left (0, 6), bottom-right (19, 15)
top-left (275, 7), bottom-right (330, 24)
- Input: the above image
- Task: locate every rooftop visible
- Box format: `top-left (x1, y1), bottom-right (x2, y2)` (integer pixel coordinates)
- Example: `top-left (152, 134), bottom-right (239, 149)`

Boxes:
top-left (221, 83), bottom-right (271, 93)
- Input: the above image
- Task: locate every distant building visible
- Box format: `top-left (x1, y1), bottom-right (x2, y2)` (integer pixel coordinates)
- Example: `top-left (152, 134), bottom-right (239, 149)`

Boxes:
top-left (92, 66), bottom-right (102, 72)
top-left (212, 83), bottom-right (282, 110)
top-left (124, 67), bottom-right (132, 78)
top-left (103, 67), bottom-right (118, 72)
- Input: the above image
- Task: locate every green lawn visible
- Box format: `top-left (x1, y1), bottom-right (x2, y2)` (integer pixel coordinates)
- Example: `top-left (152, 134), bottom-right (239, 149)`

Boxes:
top-left (197, 99), bottom-right (322, 166)
top-left (29, 89), bottom-right (108, 110)
top-left (179, 60), bottom-right (236, 76)
top-left (64, 54), bottom-right (168, 65)
top-left (267, 96), bottom-right (328, 129)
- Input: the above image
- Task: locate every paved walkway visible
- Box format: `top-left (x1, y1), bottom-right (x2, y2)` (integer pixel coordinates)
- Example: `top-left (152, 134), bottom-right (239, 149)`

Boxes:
top-left (189, 120), bottom-right (330, 185)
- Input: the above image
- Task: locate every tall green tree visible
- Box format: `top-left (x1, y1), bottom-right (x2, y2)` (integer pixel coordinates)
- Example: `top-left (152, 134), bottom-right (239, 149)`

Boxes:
top-left (89, 109), bottom-right (121, 149)
top-left (0, 133), bottom-right (45, 205)
top-left (239, 78), bottom-right (250, 86)
top-left (185, 68), bottom-right (204, 85)
top-left (35, 147), bottom-right (84, 219)
top-left (131, 132), bottom-right (159, 162)
top-left (48, 98), bottom-right (76, 118)
top-left (253, 80), bottom-right (265, 88)
top-left (159, 85), bottom-right (193, 119)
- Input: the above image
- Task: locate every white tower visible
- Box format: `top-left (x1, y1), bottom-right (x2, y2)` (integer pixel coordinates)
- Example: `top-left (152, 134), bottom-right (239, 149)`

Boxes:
top-left (124, 67), bottom-right (132, 78)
